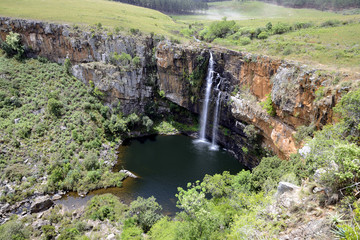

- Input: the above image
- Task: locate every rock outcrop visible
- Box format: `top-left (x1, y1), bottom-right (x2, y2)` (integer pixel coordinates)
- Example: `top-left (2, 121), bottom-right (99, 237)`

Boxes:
top-left (0, 17), bottom-right (156, 114)
top-left (0, 17), bottom-right (351, 168)
top-left (30, 195), bottom-right (54, 213)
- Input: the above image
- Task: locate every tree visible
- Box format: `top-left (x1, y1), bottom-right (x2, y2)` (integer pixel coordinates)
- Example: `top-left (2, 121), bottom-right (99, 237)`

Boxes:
top-left (128, 196), bottom-right (163, 232)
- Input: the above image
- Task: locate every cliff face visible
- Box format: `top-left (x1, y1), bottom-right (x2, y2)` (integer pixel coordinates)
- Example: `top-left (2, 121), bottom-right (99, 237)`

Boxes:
top-left (0, 17), bottom-right (345, 168)
top-left (0, 17), bottom-right (156, 114)
top-left (156, 42), bottom-right (343, 161)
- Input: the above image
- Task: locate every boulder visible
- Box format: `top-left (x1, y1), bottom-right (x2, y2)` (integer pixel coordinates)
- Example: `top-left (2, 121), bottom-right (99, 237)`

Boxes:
top-left (276, 182), bottom-right (300, 198)
top-left (30, 195), bottom-right (54, 213)
top-left (119, 170), bottom-right (138, 178)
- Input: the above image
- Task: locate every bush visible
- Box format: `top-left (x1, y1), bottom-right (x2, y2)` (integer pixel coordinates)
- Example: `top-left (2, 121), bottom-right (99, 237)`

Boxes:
top-left (126, 113), bottom-right (140, 128)
top-left (266, 22), bottom-right (273, 30)
top-left (243, 124), bottom-right (259, 142)
top-left (85, 194), bottom-right (127, 221)
top-left (132, 56), bottom-right (141, 67)
top-left (334, 88), bottom-right (360, 140)
top-left (42, 225), bottom-right (56, 240)
top-left (83, 151), bottom-right (99, 171)
top-left (257, 31), bottom-right (269, 39)
top-left (130, 28), bottom-right (140, 35)
top-left (128, 196), bottom-right (163, 232)
top-left (251, 156), bottom-right (302, 192)
top-left (306, 128), bottom-right (360, 192)
top-left (47, 98), bottom-right (63, 117)
top-left (142, 116), bottom-right (153, 132)
top-left (272, 23), bottom-right (291, 34)
top-left (64, 58), bottom-right (71, 75)
top-left (260, 94), bottom-right (276, 116)
top-left (0, 219), bottom-right (30, 240)
top-left (239, 37), bottom-right (251, 46)
top-left (201, 18), bottom-right (237, 42)
top-left (321, 20), bottom-right (341, 27)
top-left (0, 32), bottom-right (24, 60)
top-left (293, 124), bottom-right (315, 143)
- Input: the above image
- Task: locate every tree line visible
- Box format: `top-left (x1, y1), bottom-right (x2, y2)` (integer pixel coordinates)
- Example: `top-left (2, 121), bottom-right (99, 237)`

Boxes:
top-left (259, 0), bottom-right (360, 10)
top-left (113, 0), bottom-right (209, 13)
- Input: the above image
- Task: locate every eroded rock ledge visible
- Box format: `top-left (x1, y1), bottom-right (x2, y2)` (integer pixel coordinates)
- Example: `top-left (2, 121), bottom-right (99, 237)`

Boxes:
top-left (0, 17), bottom-right (351, 168)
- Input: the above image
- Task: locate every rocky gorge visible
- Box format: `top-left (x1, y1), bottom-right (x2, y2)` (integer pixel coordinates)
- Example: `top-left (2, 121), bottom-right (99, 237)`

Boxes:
top-left (0, 17), bottom-right (353, 168)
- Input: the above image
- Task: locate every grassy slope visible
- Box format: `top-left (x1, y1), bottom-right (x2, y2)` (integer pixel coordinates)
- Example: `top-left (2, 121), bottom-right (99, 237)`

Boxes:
top-left (172, 1), bottom-right (360, 72)
top-left (0, 0), bottom-right (177, 35)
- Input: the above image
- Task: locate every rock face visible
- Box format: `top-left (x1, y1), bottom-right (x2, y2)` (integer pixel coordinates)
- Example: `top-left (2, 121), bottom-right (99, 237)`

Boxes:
top-left (0, 17), bottom-right (349, 168)
top-left (0, 17), bottom-right (156, 114)
top-left (30, 195), bottom-right (54, 213)
top-left (156, 42), bottom-right (346, 162)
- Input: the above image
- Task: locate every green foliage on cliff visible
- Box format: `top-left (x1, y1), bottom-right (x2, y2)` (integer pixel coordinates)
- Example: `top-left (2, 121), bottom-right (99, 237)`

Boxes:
top-left (260, 94), bottom-right (276, 116)
top-left (0, 32), bottom-right (24, 61)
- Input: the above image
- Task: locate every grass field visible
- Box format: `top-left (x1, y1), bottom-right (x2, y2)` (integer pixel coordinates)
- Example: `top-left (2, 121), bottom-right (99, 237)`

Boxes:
top-left (172, 1), bottom-right (360, 72)
top-left (0, 0), bottom-right (177, 35)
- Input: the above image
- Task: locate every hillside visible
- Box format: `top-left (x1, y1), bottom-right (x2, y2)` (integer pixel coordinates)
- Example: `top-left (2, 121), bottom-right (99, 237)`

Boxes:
top-left (0, 0), bottom-right (177, 36)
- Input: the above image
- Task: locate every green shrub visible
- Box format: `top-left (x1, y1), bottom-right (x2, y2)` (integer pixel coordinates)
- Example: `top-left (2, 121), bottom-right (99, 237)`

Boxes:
top-left (239, 37), bottom-right (251, 46)
top-left (142, 115), bottom-right (153, 131)
top-left (257, 31), bottom-right (269, 39)
top-left (0, 32), bottom-right (24, 60)
top-left (321, 20), bottom-right (341, 27)
top-left (315, 86), bottom-right (326, 101)
top-left (85, 194), bottom-right (127, 221)
top-left (47, 98), bottom-right (63, 117)
top-left (266, 22), bottom-right (273, 30)
top-left (42, 225), bottom-right (56, 240)
top-left (0, 219), bottom-right (30, 240)
top-left (64, 58), bottom-right (71, 75)
top-left (121, 225), bottom-right (143, 240)
top-left (201, 18), bottom-right (237, 42)
top-left (126, 112), bottom-right (140, 128)
top-left (251, 156), bottom-right (302, 192)
top-left (272, 23), bottom-right (291, 34)
top-left (58, 228), bottom-right (79, 240)
top-left (293, 124), bottom-right (315, 143)
top-left (243, 124), bottom-right (259, 142)
top-left (260, 94), bottom-right (276, 116)
top-left (83, 151), bottom-right (99, 171)
top-left (130, 28), bottom-right (140, 35)
top-left (334, 88), bottom-right (360, 139)
top-left (128, 196), bottom-right (163, 232)
top-left (132, 56), bottom-right (141, 67)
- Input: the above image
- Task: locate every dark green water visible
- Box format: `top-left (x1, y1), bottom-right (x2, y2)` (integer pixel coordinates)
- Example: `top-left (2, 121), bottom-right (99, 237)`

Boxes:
top-left (57, 135), bottom-right (244, 215)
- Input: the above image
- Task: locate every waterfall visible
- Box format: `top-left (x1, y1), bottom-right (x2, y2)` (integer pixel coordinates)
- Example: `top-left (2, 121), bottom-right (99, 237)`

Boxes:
top-left (199, 52), bottom-right (214, 141)
top-left (210, 79), bottom-right (222, 150)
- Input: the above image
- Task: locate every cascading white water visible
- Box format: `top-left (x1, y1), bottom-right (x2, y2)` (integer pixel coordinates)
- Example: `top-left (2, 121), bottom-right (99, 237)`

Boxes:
top-left (199, 52), bottom-right (215, 141)
top-left (210, 79), bottom-right (222, 150)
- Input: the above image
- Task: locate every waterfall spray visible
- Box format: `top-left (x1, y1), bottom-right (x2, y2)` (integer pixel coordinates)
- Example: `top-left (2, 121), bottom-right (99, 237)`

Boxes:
top-left (210, 78), bottom-right (222, 150)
